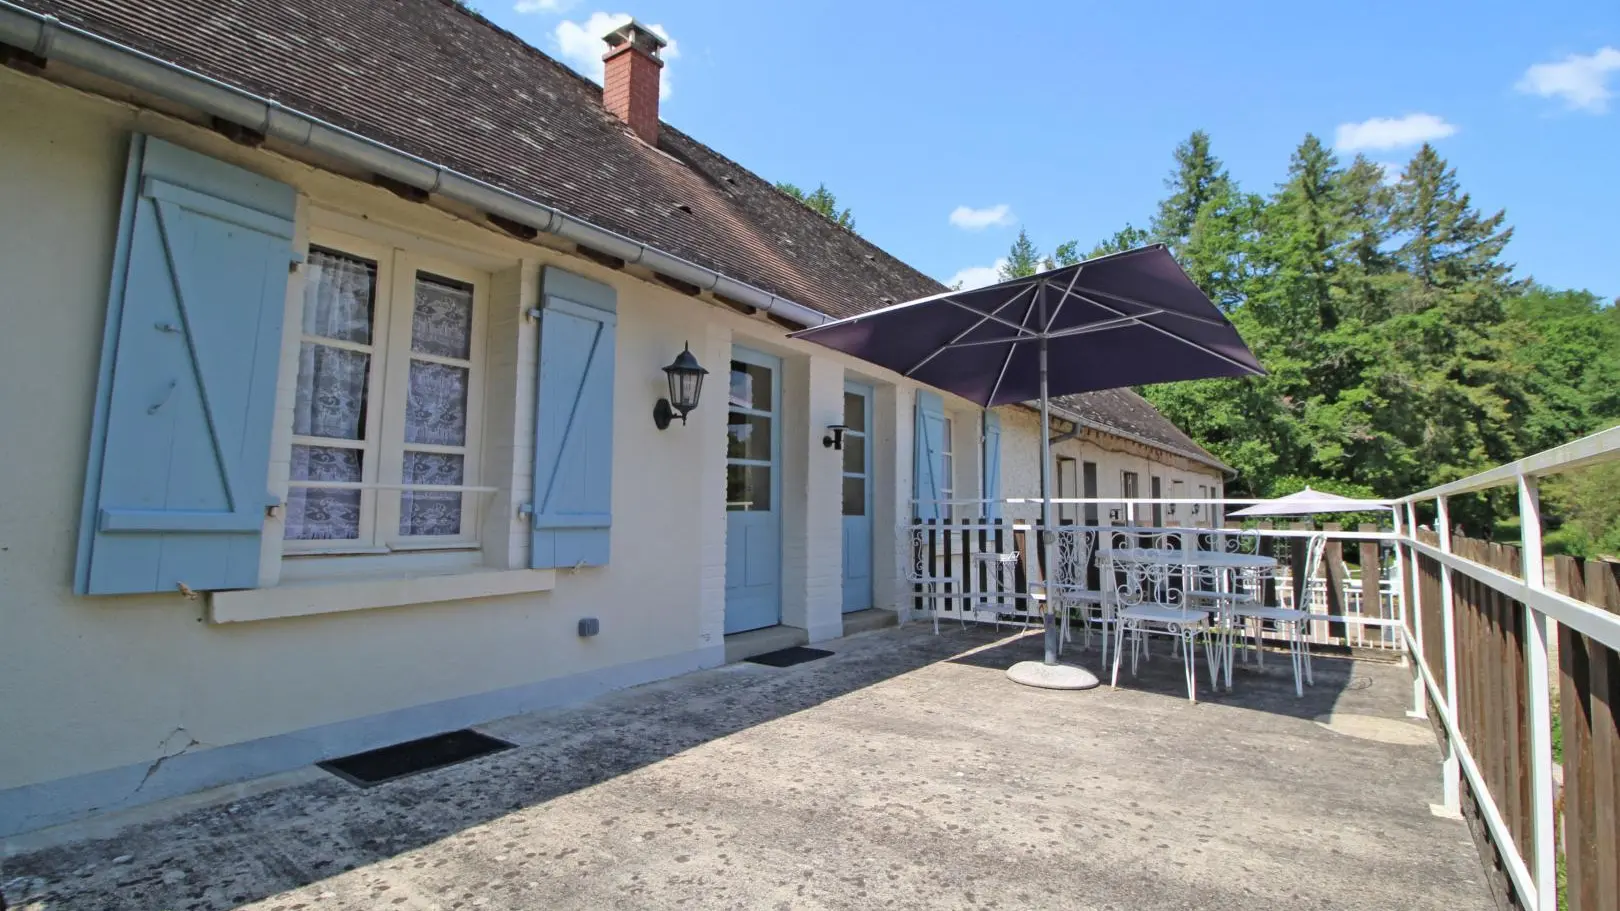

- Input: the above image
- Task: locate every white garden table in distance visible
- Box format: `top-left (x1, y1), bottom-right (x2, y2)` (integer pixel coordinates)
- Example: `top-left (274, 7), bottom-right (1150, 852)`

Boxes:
top-left (1111, 547), bottom-right (1279, 689)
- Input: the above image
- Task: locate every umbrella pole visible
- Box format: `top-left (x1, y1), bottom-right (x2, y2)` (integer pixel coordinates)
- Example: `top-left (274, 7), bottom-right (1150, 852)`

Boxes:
top-left (1039, 317), bottom-right (1060, 665)
top-left (1003, 281), bottom-right (1099, 691)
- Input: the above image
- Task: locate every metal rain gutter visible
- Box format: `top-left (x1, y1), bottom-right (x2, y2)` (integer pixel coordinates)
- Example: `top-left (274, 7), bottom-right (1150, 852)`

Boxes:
top-left (0, 2), bottom-right (829, 328)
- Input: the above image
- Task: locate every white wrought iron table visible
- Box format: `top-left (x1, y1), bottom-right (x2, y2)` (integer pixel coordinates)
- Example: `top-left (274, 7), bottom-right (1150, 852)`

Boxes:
top-left (1110, 548), bottom-right (1280, 687)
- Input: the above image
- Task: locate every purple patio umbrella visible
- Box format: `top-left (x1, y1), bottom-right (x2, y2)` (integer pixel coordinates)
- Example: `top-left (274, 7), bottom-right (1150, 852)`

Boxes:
top-left (792, 245), bottom-right (1264, 686)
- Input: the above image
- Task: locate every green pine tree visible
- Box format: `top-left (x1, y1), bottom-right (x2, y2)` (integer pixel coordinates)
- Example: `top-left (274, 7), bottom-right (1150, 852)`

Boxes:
top-left (998, 228), bottom-right (1043, 279)
top-left (1151, 130), bottom-right (1232, 254)
top-left (775, 181), bottom-right (855, 230)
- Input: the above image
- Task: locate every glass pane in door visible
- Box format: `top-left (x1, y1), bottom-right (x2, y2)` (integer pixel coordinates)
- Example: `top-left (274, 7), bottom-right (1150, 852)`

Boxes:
top-left (842, 476), bottom-right (866, 517)
top-left (842, 391), bottom-right (865, 430)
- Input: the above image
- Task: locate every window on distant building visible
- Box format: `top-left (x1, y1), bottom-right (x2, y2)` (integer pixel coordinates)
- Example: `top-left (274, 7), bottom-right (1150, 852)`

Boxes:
top-left (1082, 461), bottom-right (1099, 526)
top-left (1057, 457), bottom-right (1078, 525)
top-left (1122, 470), bottom-right (1141, 525)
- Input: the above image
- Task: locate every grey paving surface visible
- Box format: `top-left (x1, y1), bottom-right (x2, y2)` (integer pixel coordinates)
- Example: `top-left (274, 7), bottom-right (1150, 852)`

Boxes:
top-left (1, 625), bottom-right (1496, 910)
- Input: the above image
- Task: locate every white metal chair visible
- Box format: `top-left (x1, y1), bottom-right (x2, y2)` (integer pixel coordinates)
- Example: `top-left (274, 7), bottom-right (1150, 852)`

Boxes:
top-left (1188, 531), bottom-right (1262, 610)
top-left (904, 523), bottom-right (961, 634)
top-left (1022, 527), bottom-right (1103, 657)
top-left (1227, 533), bottom-right (1325, 696)
top-left (1108, 550), bottom-right (1218, 703)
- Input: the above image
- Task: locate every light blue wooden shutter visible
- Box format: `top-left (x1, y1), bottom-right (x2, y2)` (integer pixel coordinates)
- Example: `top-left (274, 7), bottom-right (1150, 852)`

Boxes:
top-left (982, 409), bottom-right (1003, 519)
top-left (912, 389), bottom-right (946, 521)
top-left (531, 266), bottom-right (617, 568)
top-left (75, 136), bottom-right (296, 595)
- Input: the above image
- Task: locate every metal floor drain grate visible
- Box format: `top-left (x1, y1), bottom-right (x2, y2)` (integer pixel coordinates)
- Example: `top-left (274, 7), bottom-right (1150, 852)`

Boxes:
top-left (318, 729), bottom-right (514, 787)
top-left (745, 646), bottom-right (834, 668)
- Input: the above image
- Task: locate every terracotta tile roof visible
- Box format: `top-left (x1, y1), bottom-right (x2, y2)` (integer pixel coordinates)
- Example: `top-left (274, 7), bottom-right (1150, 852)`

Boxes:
top-left (19, 0), bottom-right (942, 320)
top-left (13, 0), bottom-right (1220, 467)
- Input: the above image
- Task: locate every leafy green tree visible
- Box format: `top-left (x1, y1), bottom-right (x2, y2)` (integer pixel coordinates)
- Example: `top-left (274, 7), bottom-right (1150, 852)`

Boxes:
top-left (1504, 287), bottom-right (1620, 448)
top-left (775, 181), bottom-right (855, 230)
top-left (1087, 224), bottom-right (1152, 258)
top-left (1544, 458), bottom-right (1620, 558)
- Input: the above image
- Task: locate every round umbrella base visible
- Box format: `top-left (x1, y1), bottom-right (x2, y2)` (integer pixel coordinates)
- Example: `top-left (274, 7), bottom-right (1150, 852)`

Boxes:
top-left (1006, 661), bottom-right (1101, 690)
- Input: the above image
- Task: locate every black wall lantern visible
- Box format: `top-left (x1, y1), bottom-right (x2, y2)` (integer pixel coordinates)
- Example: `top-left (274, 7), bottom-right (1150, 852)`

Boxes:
top-left (654, 342), bottom-right (707, 429)
top-left (823, 424), bottom-right (849, 450)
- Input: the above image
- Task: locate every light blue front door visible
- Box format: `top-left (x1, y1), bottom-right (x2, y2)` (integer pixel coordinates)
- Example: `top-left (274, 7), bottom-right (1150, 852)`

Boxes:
top-left (724, 347), bottom-right (782, 633)
top-left (841, 382), bottom-right (874, 613)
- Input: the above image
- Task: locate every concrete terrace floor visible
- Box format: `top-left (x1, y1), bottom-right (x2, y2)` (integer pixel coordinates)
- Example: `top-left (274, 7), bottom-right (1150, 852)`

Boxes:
top-left (2, 625), bottom-right (1497, 911)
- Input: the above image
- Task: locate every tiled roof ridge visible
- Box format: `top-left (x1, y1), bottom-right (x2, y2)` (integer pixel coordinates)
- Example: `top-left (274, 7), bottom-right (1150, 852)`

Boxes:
top-left (401, 0), bottom-right (947, 306)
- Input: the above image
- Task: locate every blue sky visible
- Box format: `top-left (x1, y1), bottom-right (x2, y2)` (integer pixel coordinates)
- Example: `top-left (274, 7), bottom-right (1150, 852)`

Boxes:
top-left (487, 1), bottom-right (1619, 299)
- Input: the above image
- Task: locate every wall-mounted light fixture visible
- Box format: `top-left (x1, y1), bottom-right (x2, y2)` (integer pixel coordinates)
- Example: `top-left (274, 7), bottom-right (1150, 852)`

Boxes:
top-left (823, 424), bottom-right (849, 450)
top-left (653, 342), bottom-right (708, 430)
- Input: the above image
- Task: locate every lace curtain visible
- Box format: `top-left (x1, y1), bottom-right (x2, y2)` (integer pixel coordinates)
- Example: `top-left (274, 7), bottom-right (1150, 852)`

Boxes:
top-left (287, 251), bottom-right (376, 541)
top-left (284, 256), bottom-right (474, 543)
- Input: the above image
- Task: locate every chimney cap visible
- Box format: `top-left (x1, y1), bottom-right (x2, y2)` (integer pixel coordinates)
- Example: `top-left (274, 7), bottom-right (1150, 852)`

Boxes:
top-left (603, 20), bottom-right (667, 58)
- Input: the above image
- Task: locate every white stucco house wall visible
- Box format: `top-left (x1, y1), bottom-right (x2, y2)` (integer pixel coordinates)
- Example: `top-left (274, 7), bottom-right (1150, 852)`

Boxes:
top-left (0, 0), bottom-right (1228, 837)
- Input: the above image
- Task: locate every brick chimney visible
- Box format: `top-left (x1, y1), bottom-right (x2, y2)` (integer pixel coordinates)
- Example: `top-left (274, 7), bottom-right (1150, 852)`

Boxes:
top-left (602, 20), bottom-right (666, 145)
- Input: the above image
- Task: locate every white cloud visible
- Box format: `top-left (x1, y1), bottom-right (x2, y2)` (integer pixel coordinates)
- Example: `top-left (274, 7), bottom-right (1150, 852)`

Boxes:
top-left (1333, 113), bottom-right (1457, 152)
top-left (554, 12), bottom-right (679, 100)
top-left (514, 0), bottom-right (575, 13)
top-left (1516, 47), bottom-right (1620, 113)
top-left (948, 204), bottom-right (1015, 231)
top-left (947, 259), bottom-right (1007, 290)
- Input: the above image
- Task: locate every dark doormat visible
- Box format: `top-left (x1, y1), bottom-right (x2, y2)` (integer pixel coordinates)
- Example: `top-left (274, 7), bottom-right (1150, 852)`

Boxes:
top-left (746, 646), bottom-right (834, 668)
top-left (318, 729), bottom-right (514, 787)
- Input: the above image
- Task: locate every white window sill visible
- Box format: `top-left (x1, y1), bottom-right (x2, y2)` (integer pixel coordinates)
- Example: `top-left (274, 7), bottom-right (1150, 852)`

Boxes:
top-left (208, 566), bottom-right (556, 624)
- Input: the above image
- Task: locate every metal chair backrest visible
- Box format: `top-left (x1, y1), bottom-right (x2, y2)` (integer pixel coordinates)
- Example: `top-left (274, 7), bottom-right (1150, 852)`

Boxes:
top-left (1051, 526), bottom-right (1094, 590)
top-left (1280, 532), bottom-right (1329, 610)
top-left (1109, 553), bottom-right (1183, 609)
top-left (1302, 532), bottom-right (1328, 594)
top-left (903, 523), bottom-right (931, 584)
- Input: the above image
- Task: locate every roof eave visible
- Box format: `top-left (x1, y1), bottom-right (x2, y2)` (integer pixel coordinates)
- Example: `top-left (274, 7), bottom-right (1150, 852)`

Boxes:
top-left (1016, 401), bottom-right (1234, 476)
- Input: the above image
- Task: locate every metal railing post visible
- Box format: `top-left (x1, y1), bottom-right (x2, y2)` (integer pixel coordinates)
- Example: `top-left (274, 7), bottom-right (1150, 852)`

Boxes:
top-left (1391, 507), bottom-right (1409, 664)
top-left (1405, 501), bottom-right (1427, 719)
top-left (1518, 475), bottom-right (1556, 910)
top-left (1436, 495), bottom-right (1461, 815)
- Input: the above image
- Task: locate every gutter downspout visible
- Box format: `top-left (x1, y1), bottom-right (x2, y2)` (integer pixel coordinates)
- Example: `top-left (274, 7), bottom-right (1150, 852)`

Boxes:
top-left (0, 2), bottom-right (829, 329)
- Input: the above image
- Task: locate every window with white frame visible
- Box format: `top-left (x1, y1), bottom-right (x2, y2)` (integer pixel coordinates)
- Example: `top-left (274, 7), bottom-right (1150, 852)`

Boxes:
top-left (1057, 457), bottom-right (1078, 525)
top-left (939, 417), bottom-right (955, 520)
top-left (284, 233), bottom-right (487, 555)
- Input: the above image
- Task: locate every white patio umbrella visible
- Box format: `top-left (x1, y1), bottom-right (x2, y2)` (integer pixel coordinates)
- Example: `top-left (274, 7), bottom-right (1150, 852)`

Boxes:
top-left (1227, 487), bottom-right (1391, 518)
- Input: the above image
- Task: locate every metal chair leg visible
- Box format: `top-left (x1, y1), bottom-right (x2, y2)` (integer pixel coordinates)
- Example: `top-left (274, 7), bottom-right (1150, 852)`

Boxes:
top-left (1110, 622), bottom-right (1128, 688)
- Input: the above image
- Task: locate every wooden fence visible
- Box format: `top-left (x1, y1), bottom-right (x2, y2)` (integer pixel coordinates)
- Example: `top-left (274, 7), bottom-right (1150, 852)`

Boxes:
top-left (1409, 529), bottom-right (1620, 910)
top-left (1549, 553), bottom-right (1620, 910)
